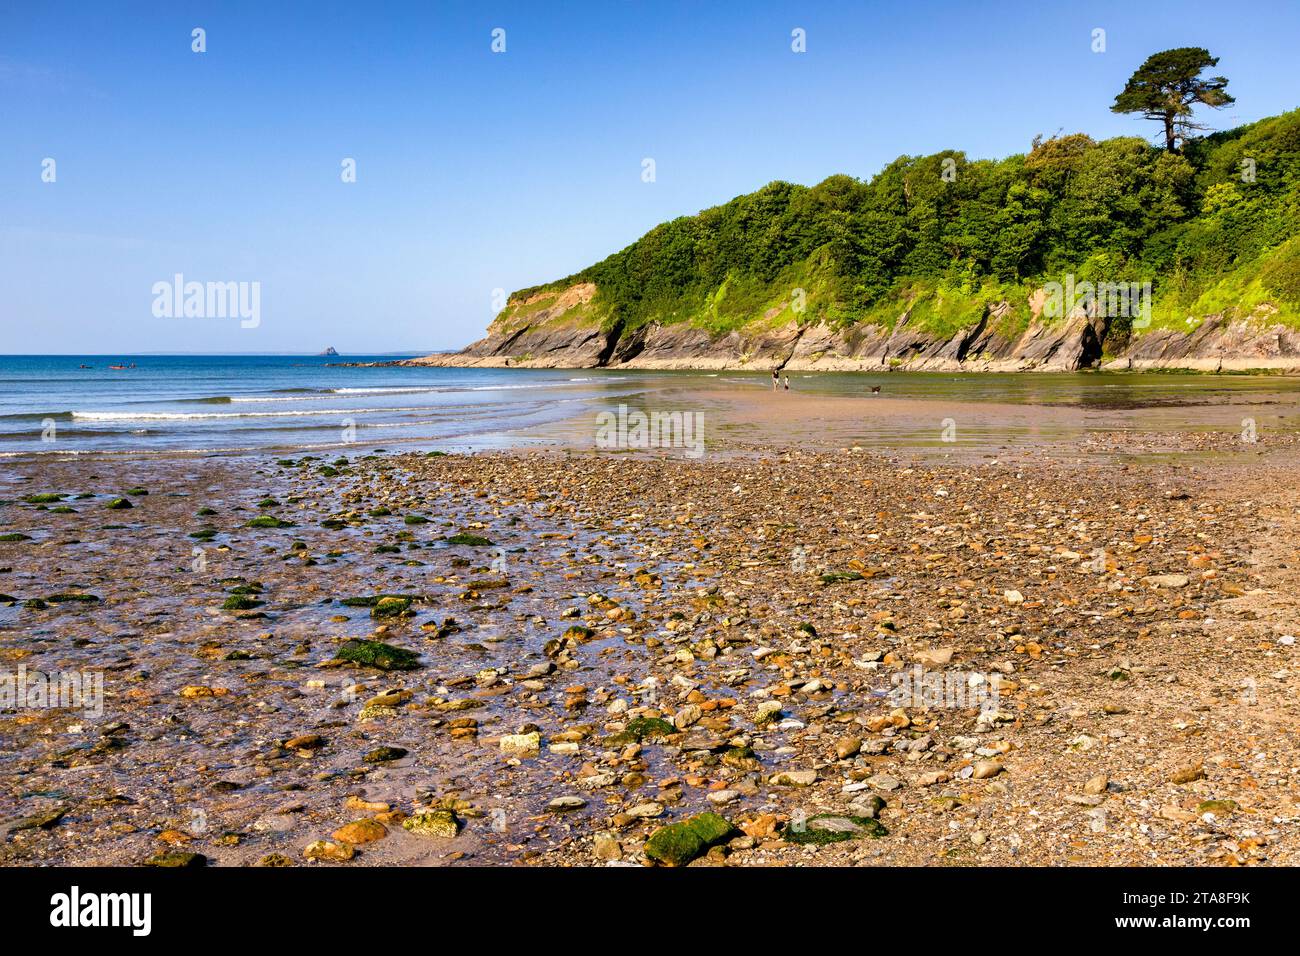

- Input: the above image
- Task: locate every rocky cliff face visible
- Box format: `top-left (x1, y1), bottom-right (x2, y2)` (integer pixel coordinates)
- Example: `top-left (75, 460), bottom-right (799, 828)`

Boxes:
top-left (406, 283), bottom-right (1300, 373)
top-left (1101, 313), bottom-right (1300, 372)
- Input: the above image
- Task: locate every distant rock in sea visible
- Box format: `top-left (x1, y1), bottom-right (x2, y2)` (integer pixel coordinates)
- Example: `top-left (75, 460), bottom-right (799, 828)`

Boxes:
top-left (319, 346), bottom-right (339, 356)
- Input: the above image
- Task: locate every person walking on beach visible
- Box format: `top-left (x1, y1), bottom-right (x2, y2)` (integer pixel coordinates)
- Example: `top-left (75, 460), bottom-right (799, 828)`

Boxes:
top-left (772, 369), bottom-right (780, 392)
top-left (782, 375), bottom-right (790, 391)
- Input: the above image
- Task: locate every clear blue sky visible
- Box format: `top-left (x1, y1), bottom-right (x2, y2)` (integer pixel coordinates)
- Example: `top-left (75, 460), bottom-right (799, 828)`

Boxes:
top-left (2, 0), bottom-right (1297, 354)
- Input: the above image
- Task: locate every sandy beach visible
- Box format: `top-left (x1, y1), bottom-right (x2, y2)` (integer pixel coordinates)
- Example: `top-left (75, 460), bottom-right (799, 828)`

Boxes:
top-left (2, 385), bottom-right (1298, 867)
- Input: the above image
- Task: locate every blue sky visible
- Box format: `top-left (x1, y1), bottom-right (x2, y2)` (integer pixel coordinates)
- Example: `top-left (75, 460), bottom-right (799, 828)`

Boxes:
top-left (2, 0), bottom-right (1297, 354)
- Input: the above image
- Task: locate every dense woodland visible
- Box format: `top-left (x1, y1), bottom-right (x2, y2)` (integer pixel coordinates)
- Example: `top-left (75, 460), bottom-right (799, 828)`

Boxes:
top-left (517, 109), bottom-right (1300, 343)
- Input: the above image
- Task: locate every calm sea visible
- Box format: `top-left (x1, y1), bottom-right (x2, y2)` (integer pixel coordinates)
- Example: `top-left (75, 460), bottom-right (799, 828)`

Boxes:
top-left (1, 354), bottom-right (1297, 457)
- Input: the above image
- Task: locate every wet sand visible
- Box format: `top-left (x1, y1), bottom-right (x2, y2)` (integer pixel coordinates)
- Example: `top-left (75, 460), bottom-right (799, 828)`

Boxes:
top-left (2, 386), bottom-right (1299, 867)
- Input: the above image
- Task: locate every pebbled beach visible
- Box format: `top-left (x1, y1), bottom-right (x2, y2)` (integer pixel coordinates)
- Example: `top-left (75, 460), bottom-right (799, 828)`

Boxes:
top-left (2, 387), bottom-right (1299, 867)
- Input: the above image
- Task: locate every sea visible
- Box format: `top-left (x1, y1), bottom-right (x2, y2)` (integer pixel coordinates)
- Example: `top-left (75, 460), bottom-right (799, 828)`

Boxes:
top-left (1, 354), bottom-right (1297, 458)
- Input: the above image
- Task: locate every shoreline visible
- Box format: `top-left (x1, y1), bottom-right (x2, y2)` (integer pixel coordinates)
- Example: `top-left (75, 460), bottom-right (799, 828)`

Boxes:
top-left (338, 356), bottom-right (1300, 375)
top-left (5, 375), bottom-right (1299, 465)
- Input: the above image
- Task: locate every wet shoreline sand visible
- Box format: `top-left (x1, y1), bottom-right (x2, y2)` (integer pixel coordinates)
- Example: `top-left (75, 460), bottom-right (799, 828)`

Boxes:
top-left (2, 388), bottom-right (1299, 867)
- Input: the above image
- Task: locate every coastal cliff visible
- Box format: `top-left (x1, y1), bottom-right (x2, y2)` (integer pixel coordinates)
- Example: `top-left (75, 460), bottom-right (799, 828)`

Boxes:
top-left (405, 284), bottom-right (1114, 372)
top-left (406, 280), bottom-right (1300, 373)
top-left (408, 109), bottom-right (1300, 374)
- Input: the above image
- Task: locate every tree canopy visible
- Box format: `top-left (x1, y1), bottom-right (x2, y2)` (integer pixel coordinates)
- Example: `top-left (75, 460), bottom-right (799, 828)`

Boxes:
top-left (1111, 47), bottom-right (1234, 151)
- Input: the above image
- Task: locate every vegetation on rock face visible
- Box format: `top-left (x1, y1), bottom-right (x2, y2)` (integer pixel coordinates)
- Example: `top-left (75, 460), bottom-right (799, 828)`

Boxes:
top-left (499, 100), bottom-right (1300, 345)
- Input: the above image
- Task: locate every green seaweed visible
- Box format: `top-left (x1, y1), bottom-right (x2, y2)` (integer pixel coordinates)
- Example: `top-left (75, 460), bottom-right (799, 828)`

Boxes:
top-left (446, 533), bottom-right (493, 547)
top-left (644, 813), bottom-right (737, 866)
top-left (335, 639), bottom-right (421, 671)
top-left (246, 515), bottom-right (295, 528)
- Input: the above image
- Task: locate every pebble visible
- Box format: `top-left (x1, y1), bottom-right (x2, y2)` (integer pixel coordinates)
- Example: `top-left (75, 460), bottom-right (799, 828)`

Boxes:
top-left (769, 770), bottom-right (818, 787)
top-left (1142, 573), bottom-right (1190, 589)
top-left (547, 797), bottom-right (587, 812)
top-left (304, 840), bottom-right (354, 862)
top-left (499, 732), bottom-right (541, 756)
top-left (332, 819), bottom-right (387, 844)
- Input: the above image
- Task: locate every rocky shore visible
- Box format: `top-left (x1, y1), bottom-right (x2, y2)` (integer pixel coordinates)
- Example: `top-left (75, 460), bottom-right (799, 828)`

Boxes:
top-left (2, 427), bottom-right (1297, 867)
top-left (373, 282), bottom-right (1300, 373)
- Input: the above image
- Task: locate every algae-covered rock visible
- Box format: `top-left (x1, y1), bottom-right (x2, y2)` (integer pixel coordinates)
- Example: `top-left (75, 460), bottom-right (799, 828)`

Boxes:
top-left (402, 809), bottom-right (460, 838)
top-left (606, 715), bottom-right (676, 745)
top-left (0, 533), bottom-right (32, 542)
top-left (446, 532), bottom-right (493, 547)
top-left (9, 805), bottom-right (68, 831)
top-left (339, 593), bottom-right (417, 619)
top-left (221, 595), bottom-right (262, 611)
top-left (246, 515), bottom-right (295, 528)
top-left (104, 497), bottom-right (133, 510)
top-left (335, 639), bottom-right (421, 671)
top-left (1197, 799), bottom-right (1239, 815)
top-left (644, 812), bottom-right (737, 866)
top-left (363, 745), bottom-right (408, 762)
top-left (780, 814), bottom-right (888, 845)
top-left (819, 570), bottom-right (864, 584)
top-left (143, 851), bottom-right (207, 867)
top-left (722, 745), bottom-right (761, 771)
top-left (372, 595), bottom-right (413, 619)
top-left (22, 494), bottom-right (65, 504)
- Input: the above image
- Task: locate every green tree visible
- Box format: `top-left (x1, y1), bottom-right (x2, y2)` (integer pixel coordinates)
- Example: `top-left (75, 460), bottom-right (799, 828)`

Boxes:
top-left (1111, 47), bottom-right (1234, 152)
